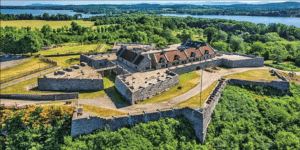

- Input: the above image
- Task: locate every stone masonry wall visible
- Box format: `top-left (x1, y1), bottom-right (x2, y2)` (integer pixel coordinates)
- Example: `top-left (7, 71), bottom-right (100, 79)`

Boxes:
top-left (228, 78), bottom-right (290, 91)
top-left (38, 78), bottom-right (103, 91)
top-left (0, 93), bottom-right (78, 100)
top-left (71, 107), bottom-right (206, 143)
top-left (115, 70), bottom-right (179, 104)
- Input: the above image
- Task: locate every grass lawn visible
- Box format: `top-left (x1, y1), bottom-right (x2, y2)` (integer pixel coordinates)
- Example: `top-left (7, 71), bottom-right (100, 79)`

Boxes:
top-left (264, 60), bottom-right (300, 72)
top-left (222, 70), bottom-right (279, 82)
top-left (176, 81), bottom-right (218, 108)
top-left (1, 20), bottom-right (96, 29)
top-left (48, 55), bottom-right (80, 68)
top-left (0, 57), bottom-right (52, 80)
top-left (139, 71), bottom-right (201, 104)
top-left (80, 104), bottom-right (126, 117)
top-left (37, 43), bottom-right (101, 55)
top-left (277, 71), bottom-right (300, 84)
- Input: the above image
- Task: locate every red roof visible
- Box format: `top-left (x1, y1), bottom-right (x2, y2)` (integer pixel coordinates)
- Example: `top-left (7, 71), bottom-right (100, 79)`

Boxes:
top-left (165, 50), bottom-right (187, 63)
top-left (155, 53), bottom-right (167, 63)
top-left (200, 46), bottom-right (214, 55)
top-left (185, 48), bottom-right (202, 58)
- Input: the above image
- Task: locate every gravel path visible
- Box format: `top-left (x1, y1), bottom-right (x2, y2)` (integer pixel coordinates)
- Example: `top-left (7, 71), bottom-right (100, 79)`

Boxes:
top-left (0, 66), bottom-right (61, 89)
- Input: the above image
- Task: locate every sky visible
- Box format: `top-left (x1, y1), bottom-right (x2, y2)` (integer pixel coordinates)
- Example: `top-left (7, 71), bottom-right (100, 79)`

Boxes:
top-left (0, 0), bottom-right (290, 6)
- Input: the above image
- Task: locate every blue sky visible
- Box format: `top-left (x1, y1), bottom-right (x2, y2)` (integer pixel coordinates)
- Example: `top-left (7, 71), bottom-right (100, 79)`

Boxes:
top-left (1, 1), bottom-right (288, 6)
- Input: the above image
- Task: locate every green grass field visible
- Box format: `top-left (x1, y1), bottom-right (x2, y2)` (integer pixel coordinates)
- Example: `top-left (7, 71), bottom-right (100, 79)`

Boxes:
top-left (222, 70), bottom-right (279, 82)
top-left (37, 43), bottom-right (101, 55)
top-left (0, 20), bottom-right (96, 29)
top-left (80, 104), bottom-right (126, 117)
top-left (176, 81), bottom-right (218, 108)
top-left (48, 55), bottom-right (80, 68)
top-left (139, 71), bottom-right (201, 104)
top-left (1, 57), bottom-right (51, 80)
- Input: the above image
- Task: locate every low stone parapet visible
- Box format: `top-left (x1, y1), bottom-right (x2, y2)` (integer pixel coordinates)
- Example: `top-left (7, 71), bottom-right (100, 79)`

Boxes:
top-left (0, 93), bottom-right (78, 100)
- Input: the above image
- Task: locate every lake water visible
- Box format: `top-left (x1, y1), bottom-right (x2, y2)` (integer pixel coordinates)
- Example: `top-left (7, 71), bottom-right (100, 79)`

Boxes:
top-left (0, 9), bottom-right (103, 18)
top-left (1, 9), bottom-right (299, 27)
top-left (162, 14), bottom-right (300, 28)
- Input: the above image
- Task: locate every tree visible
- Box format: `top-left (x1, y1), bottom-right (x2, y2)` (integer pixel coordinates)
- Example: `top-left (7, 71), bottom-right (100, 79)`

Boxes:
top-left (230, 35), bottom-right (244, 52)
top-left (211, 30), bottom-right (228, 43)
top-left (74, 14), bottom-right (82, 19)
top-left (211, 41), bottom-right (228, 52)
top-left (41, 24), bottom-right (52, 37)
top-left (295, 51), bottom-right (300, 65)
top-left (204, 27), bottom-right (218, 43)
top-left (42, 13), bottom-right (49, 20)
top-left (270, 45), bottom-right (288, 63)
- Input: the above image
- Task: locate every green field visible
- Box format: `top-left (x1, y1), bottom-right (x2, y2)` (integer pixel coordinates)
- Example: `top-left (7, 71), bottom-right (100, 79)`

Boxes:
top-left (48, 55), bottom-right (80, 69)
top-left (80, 104), bottom-right (126, 117)
top-left (0, 57), bottom-right (51, 80)
top-left (0, 20), bottom-right (96, 29)
top-left (139, 71), bottom-right (201, 104)
top-left (37, 43), bottom-right (101, 55)
top-left (222, 70), bottom-right (279, 82)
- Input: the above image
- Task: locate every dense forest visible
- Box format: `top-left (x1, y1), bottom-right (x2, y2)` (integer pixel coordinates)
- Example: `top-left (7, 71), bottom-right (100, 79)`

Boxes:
top-left (0, 13), bottom-right (82, 21)
top-left (1, 14), bottom-right (300, 65)
top-left (1, 83), bottom-right (299, 149)
top-left (1, 2), bottom-right (300, 17)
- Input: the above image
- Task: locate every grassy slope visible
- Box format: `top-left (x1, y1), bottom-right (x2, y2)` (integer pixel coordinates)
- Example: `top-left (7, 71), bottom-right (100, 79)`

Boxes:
top-left (37, 44), bottom-right (101, 55)
top-left (1, 20), bottom-right (96, 29)
top-left (139, 71), bottom-right (201, 104)
top-left (0, 57), bottom-right (51, 80)
top-left (176, 81), bottom-right (218, 108)
top-left (80, 104), bottom-right (126, 117)
top-left (264, 60), bottom-right (300, 72)
top-left (48, 55), bottom-right (80, 69)
top-left (222, 70), bottom-right (279, 82)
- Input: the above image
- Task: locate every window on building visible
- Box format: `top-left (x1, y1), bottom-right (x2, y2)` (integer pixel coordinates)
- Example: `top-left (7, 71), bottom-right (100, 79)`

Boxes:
top-left (161, 65), bottom-right (164, 68)
top-left (172, 63), bottom-right (175, 65)
top-left (177, 62), bottom-right (179, 65)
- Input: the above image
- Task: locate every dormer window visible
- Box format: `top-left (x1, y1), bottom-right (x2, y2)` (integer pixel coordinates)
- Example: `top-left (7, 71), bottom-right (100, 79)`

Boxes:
top-left (205, 50), bottom-right (210, 55)
top-left (174, 55), bottom-right (180, 61)
top-left (159, 58), bottom-right (165, 63)
top-left (191, 52), bottom-right (196, 57)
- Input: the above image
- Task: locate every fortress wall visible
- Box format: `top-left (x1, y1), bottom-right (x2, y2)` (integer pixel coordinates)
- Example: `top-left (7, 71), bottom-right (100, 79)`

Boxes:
top-left (115, 76), bottom-right (133, 102)
top-left (228, 78), bottom-right (290, 91)
top-left (222, 57), bottom-right (264, 68)
top-left (71, 107), bottom-right (206, 143)
top-left (0, 93), bottom-right (78, 100)
top-left (171, 58), bottom-right (223, 74)
top-left (38, 78), bottom-right (103, 91)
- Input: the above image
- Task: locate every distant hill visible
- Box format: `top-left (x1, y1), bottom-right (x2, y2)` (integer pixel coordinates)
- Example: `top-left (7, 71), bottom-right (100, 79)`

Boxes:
top-left (27, 3), bottom-right (61, 7)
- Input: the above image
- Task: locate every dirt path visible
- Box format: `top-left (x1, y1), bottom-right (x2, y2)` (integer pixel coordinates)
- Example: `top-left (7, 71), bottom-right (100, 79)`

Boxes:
top-left (0, 66), bottom-right (61, 89)
top-left (99, 44), bottom-right (106, 52)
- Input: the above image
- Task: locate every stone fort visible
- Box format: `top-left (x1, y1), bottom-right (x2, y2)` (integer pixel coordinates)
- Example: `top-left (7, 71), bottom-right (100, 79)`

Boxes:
top-left (39, 39), bottom-right (264, 104)
top-left (36, 39), bottom-right (275, 143)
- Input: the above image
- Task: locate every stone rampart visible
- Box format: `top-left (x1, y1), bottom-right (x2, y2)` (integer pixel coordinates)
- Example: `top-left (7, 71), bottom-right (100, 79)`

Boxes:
top-left (38, 78), bottom-right (103, 91)
top-left (71, 107), bottom-right (206, 143)
top-left (227, 78), bottom-right (290, 91)
top-left (0, 93), bottom-right (78, 100)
